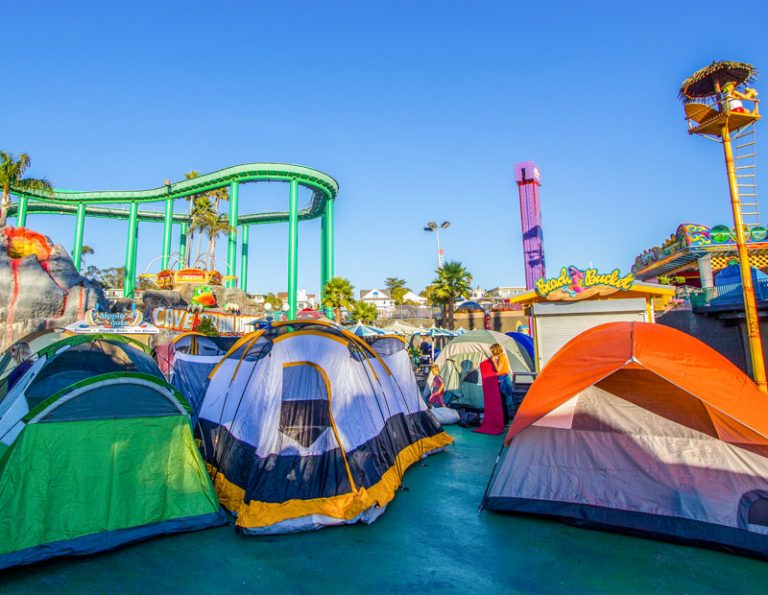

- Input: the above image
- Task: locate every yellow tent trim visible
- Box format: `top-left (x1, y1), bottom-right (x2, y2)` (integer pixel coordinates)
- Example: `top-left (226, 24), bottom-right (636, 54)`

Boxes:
top-left (208, 431), bottom-right (453, 529)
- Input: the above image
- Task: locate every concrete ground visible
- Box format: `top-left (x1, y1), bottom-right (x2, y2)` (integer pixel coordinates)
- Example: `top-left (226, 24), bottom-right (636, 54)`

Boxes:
top-left (1, 427), bottom-right (765, 594)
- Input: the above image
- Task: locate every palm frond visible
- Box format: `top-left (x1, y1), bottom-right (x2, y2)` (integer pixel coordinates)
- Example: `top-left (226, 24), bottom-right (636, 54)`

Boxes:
top-left (17, 177), bottom-right (53, 194)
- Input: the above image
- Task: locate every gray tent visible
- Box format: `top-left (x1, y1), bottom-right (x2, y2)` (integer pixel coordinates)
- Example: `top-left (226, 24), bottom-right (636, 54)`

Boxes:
top-left (483, 322), bottom-right (768, 559)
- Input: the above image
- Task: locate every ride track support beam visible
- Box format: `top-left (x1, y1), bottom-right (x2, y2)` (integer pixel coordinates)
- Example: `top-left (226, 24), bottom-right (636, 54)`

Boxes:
top-left (179, 222), bottom-right (188, 268)
top-left (240, 225), bottom-right (249, 294)
top-left (124, 202), bottom-right (139, 298)
top-left (324, 197), bottom-right (334, 280)
top-left (321, 215), bottom-right (327, 300)
top-left (17, 196), bottom-right (28, 228)
top-left (72, 203), bottom-right (86, 271)
top-left (321, 198), bottom-right (335, 316)
top-left (288, 178), bottom-right (299, 319)
top-left (226, 182), bottom-right (239, 288)
top-left (161, 197), bottom-right (174, 270)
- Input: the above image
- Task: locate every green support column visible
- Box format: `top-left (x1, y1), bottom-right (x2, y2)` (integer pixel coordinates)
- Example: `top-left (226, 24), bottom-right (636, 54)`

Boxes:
top-left (161, 197), bottom-right (174, 270)
top-left (287, 179), bottom-right (299, 319)
top-left (324, 197), bottom-right (335, 281)
top-left (320, 215), bottom-right (327, 294)
top-left (321, 197), bottom-right (334, 317)
top-left (72, 203), bottom-right (86, 271)
top-left (226, 182), bottom-right (239, 288)
top-left (124, 202), bottom-right (139, 298)
top-left (17, 196), bottom-right (29, 228)
top-left (179, 222), bottom-right (188, 268)
top-left (240, 225), bottom-right (249, 294)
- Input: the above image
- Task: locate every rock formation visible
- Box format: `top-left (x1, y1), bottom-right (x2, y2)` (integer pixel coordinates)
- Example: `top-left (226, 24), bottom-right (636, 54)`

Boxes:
top-left (0, 227), bottom-right (106, 349)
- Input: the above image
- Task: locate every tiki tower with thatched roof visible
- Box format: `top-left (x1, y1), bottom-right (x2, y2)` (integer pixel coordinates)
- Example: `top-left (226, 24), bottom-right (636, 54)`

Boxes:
top-left (680, 60), bottom-right (766, 392)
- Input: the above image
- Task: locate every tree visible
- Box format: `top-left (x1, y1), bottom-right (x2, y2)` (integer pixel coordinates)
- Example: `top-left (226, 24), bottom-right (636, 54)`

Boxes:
top-left (264, 292), bottom-right (283, 311)
top-left (391, 286), bottom-right (409, 305)
top-left (0, 152), bottom-right (53, 227)
top-left (84, 266), bottom-right (125, 289)
top-left (81, 245), bottom-right (94, 267)
top-left (350, 300), bottom-right (378, 324)
top-left (206, 186), bottom-right (230, 269)
top-left (322, 277), bottom-right (355, 323)
top-left (189, 195), bottom-right (216, 267)
top-left (421, 284), bottom-right (440, 306)
top-left (183, 170), bottom-right (202, 267)
top-left (385, 277), bottom-right (407, 291)
top-left (196, 317), bottom-right (219, 337)
top-left (183, 170), bottom-right (231, 270)
top-left (431, 261), bottom-right (473, 329)
top-left (205, 213), bottom-right (234, 270)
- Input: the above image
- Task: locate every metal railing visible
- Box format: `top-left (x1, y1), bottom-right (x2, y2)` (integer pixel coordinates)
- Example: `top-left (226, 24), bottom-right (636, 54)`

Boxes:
top-left (688, 280), bottom-right (768, 308)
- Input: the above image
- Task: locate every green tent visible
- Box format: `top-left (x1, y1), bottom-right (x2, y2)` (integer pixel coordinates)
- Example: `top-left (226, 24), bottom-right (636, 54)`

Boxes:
top-left (423, 330), bottom-right (533, 409)
top-left (0, 335), bottom-right (226, 569)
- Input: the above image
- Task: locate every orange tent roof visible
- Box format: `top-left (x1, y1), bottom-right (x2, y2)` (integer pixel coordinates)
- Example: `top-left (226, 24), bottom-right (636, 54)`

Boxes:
top-left (505, 322), bottom-right (768, 446)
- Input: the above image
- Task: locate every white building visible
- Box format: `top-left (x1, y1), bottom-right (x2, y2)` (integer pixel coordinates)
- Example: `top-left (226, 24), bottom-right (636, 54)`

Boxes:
top-left (359, 288), bottom-right (395, 313)
top-left (400, 290), bottom-right (428, 305)
top-left (277, 289), bottom-right (318, 310)
top-left (469, 287), bottom-right (487, 301)
top-left (488, 286), bottom-right (528, 301)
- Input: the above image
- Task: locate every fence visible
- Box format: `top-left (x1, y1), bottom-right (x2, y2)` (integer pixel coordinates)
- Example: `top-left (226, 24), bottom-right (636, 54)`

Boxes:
top-left (377, 305), bottom-right (441, 320)
top-left (687, 280), bottom-right (768, 308)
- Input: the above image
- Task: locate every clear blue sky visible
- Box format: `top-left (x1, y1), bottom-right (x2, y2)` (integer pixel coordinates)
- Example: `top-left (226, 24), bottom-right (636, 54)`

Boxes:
top-left (3, 0), bottom-right (768, 296)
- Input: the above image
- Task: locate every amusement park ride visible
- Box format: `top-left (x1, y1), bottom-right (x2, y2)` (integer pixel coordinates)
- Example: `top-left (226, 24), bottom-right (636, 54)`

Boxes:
top-left (7, 163), bottom-right (339, 319)
top-left (680, 60), bottom-right (766, 391)
top-left (515, 161), bottom-right (546, 290)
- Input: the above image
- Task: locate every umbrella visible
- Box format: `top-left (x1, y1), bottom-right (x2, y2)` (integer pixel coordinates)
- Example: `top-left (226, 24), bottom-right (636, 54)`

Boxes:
top-left (382, 320), bottom-right (422, 335)
top-left (345, 322), bottom-right (387, 337)
top-left (679, 61), bottom-right (758, 102)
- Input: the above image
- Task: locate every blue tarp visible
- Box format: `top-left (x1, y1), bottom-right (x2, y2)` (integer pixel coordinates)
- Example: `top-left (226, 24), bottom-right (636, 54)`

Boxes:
top-left (710, 265), bottom-right (768, 306)
top-left (506, 332), bottom-right (535, 361)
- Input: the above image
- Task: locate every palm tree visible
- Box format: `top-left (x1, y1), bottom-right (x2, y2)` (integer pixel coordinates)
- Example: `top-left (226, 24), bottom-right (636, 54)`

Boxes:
top-left (432, 261), bottom-right (472, 329)
top-left (81, 245), bottom-right (94, 267)
top-left (322, 277), bottom-right (355, 323)
top-left (183, 170), bottom-right (201, 267)
top-left (385, 277), bottom-right (409, 305)
top-left (206, 217), bottom-right (235, 270)
top-left (385, 277), bottom-right (407, 291)
top-left (189, 195), bottom-right (216, 267)
top-left (0, 152), bottom-right (53, 227)
top-left (350, 300), bottom-right (379, 324)
top-left (205, 186), bottom-right (230, 270)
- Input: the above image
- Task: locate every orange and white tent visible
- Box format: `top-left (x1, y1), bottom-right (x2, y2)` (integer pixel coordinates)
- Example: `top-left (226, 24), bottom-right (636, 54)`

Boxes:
top-left (483, 322), bottom-right (768, 558)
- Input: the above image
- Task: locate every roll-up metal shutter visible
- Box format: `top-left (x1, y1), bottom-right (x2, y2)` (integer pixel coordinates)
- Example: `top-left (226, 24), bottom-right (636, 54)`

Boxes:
top-left (533, 298), bottom-right (648, 370)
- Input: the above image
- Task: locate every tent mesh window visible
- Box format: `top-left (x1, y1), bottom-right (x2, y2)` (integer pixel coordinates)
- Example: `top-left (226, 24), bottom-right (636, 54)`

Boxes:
top-left (279, 364), bottom-right (332, 448)
top-left (369, 337), bottom-right (404, 357)
top-left (748, 498), bottom-right (768, 528)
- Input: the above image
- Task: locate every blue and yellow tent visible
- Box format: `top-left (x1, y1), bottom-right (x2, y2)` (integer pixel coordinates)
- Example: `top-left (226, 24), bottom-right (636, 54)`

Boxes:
top-left (196, 321), bottom-right (452, 534)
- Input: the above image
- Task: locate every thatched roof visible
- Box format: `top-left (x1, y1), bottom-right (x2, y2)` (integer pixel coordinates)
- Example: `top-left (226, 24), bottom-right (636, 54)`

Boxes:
top-left (679, 61), bottom-right (757, 102)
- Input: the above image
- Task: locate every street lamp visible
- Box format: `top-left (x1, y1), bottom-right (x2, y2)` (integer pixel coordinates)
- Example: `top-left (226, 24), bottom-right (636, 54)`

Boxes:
top-left (424, 220), bottom-right (450, 268)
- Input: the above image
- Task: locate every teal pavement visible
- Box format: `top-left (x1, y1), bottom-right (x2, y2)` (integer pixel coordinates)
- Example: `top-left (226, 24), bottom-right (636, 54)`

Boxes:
top-left (1, 427), bottom-right (765, 594)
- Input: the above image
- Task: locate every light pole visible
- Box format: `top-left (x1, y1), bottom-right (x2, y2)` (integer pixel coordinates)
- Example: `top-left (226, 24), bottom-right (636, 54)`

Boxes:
top-left (424, 220), bottom-right (450, 268)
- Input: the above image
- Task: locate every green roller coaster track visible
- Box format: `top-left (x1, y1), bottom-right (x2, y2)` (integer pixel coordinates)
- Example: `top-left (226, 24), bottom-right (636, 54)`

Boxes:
top-left (8, 162), bottom-right (339, 319)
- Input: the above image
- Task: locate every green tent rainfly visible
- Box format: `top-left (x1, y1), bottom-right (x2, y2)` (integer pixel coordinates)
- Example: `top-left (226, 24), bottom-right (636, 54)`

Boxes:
top-left (0, 334), bottom-right (226, 569)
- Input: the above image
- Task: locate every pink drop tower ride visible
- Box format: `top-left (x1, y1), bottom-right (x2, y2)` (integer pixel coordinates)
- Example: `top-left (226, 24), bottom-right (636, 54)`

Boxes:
top-left (515, 161), bottom-right (546, 290)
